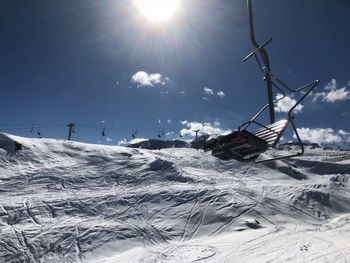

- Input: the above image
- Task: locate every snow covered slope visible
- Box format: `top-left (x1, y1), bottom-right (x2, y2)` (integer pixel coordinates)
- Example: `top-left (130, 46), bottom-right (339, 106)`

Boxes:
top-left (0, 133), bottom-right (350, 263)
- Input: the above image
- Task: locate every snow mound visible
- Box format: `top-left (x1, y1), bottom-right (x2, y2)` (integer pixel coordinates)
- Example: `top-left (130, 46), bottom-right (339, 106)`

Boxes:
top-left (0, 133), bottom-right (22, 154)
top-left (0, 133), bottom-right (350, 263)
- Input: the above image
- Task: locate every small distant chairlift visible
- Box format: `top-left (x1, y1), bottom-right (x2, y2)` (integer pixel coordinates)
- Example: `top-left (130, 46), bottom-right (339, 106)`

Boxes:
top-left (131, 128), bottom-right (137, 138)
top-left (37, 127), bottom-right (42, 138)
top-left (101, 126), bottom-right (106, 137)
top-left (204, 0), bottom-right (319, 163)
top-left (157, 129), bottom-right (166, 138)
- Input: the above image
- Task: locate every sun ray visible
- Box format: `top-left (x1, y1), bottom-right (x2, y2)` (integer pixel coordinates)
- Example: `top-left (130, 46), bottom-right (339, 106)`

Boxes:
top-left (135, 0), bottom-right (181, 22)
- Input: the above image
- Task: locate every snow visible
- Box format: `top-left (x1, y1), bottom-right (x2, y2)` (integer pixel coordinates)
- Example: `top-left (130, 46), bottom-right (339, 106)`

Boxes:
top-left (0, 132), bottom-right (350, 263)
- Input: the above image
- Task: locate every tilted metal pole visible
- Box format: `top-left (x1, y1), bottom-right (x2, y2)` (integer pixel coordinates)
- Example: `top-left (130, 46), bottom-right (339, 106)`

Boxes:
top-left (247, 0), bottom-right (275, 124)
top-left (67, 123), bottom-right (75, 141)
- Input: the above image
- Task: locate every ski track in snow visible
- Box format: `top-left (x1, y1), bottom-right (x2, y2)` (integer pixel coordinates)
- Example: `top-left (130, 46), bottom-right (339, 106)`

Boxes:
top-left (0, 133), bottom-right (350, 262)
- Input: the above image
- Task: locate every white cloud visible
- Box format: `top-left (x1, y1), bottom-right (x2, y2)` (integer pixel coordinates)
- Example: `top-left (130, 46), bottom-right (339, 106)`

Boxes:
top-left (167, 119), bottom-right (171, 124)
top-left (339, 129), bottom-right (350, 136)
top-left (325, 79), bottom-right (336, 90)
top-left (312, 79), bottom-right (350, 103)
top-left (294, 127), bottom-right (350, 145)
top-left (180, 121), bottom-right (231, 138)
top-left (204, 87), bottom-right (214, 95)
top-left (179, 91), bottom-right (185, 95)
top-left (117, 139), bottom-right (128, 146)
top-left (131, 71), bottom-right (167, 87)
top-left (323, 87), bottom-right (350, 103)
top-left (118, 138), bottom-right (148, 146)
top-left (106, 137), bottom-right (113, 142)
top-left (217, 91), bottom-right (225, 98)
top-left (180, 120), bottom-right (187, 125)
top-left (274, 93), bottom-right (303, 113)
top-left (202, 97), bottom-right (210, 101)
top-left (158, 119), bottom-right (161, 124)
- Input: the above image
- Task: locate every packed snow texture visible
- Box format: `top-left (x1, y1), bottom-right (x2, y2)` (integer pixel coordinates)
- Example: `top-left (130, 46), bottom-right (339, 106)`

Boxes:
top-left (0, 133), bottom-right (350, 263)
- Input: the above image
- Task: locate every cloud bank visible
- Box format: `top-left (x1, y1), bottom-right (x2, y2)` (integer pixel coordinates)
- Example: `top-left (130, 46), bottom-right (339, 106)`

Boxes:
top-left (180, 120), bottom-right (231, 138)
top-left (294, 127), bottom-right (350, 145)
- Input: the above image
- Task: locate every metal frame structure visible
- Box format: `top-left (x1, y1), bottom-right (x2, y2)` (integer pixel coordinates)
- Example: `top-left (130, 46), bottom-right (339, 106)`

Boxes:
top-left (206, 0), bottom-right (319, 163)
top-left (247, 0), bottom-right (275, 124)
top-left (237, 79), bottom-right (319, 163)
top-left (237, 0), bottom-right (320, 163)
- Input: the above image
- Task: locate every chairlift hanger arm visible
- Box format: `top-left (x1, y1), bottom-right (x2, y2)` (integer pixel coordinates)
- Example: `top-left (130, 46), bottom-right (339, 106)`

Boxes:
top-left (239, 79), bottom-right (319, 132)
top-left (239, 86), bottom-right (286, 131)
top-left (207, 1), bottom-right (319, 164)
top-left (274, 78), bottom-right (319, 94)
top-left (288, 80), bottom-right (319, 118)
top-left (247, 0), bottom-right (275, 124)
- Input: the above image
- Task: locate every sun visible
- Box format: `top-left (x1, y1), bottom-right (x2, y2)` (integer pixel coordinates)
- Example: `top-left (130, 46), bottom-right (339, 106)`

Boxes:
top-left (135, 0), bottom-right (181, 22)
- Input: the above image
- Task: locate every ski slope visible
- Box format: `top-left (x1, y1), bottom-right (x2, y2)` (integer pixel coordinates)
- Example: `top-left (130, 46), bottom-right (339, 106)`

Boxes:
top-left (0, 133), bottom-right (350, 263)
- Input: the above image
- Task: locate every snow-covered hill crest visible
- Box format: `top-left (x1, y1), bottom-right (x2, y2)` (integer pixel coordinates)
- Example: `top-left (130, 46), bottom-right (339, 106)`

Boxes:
top-left (0, 133), bottom-right (350, 263)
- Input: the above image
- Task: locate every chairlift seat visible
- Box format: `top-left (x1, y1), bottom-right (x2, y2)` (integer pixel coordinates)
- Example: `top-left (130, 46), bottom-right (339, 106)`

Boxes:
top-left (253, 119), bottom-right (289, 147)
top-left (208, 119), bottom-right (289, 162)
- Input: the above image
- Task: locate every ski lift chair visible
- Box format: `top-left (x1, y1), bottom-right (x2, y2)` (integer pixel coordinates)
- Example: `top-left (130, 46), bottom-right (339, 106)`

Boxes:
top-left (101, 126), bottom-right (106, 137)
top-left (132, 128), bottom-right (137, 138)
top-left (204, 0), bottom-right (320, 163)
top-left (204, 0), bottom-right (319, 164)
top-left (205, 78), bottom-right (319, 163)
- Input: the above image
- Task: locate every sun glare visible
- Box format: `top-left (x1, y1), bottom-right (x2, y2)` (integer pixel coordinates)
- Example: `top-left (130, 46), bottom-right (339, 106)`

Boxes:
top-left (135, 0), bottom-right (181, 22)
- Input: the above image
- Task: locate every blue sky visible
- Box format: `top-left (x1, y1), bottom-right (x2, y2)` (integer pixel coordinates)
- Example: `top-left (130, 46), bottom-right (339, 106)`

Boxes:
top-left (1, 0), bottom-right (349, 146)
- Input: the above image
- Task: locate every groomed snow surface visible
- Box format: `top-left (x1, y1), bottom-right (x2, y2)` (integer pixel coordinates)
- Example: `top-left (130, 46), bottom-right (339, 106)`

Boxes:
top-left (0, 133), bottom-right (350, 263)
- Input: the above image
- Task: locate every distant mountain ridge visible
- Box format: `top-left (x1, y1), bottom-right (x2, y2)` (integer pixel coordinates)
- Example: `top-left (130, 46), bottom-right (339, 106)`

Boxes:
top-left (128, 139), bottom-right (188, 149)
